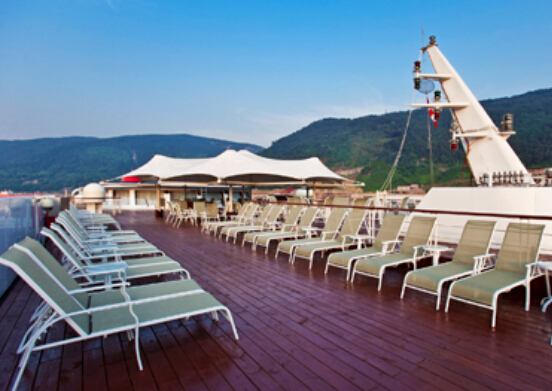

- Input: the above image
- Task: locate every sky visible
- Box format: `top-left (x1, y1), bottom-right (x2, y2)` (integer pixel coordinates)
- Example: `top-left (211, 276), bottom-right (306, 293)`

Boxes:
top-left (1, 1), bottom-right (552, 147)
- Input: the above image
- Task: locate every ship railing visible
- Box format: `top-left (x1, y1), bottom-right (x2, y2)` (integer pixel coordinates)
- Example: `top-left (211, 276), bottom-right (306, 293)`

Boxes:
top-left (264, 200), bottom-right (552, 258)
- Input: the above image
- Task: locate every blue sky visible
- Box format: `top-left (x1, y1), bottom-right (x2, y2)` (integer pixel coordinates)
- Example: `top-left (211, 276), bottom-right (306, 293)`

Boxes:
top-left (1, 0), bottom-right (552, 147)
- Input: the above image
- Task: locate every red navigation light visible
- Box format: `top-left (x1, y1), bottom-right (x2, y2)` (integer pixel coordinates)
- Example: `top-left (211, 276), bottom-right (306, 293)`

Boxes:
top-left (450, 140), bottom-right (458, 151)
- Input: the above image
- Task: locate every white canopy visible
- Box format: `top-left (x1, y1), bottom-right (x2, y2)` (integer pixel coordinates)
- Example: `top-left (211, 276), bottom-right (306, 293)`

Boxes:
top-left (120, 150), bottom-right (348, 185)
top-left (120, 155), bottom-right (208, 182)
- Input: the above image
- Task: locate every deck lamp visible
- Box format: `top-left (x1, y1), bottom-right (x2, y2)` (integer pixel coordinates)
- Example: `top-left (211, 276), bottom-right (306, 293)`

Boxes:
top-left (414, 77), bottom-right (421, 90)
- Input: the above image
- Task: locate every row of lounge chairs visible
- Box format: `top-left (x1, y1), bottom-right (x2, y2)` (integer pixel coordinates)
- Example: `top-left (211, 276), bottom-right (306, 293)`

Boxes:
top-left (0, 204), bottom-right (239, 391)
top-left (205, 201), bottom-right (546, 329)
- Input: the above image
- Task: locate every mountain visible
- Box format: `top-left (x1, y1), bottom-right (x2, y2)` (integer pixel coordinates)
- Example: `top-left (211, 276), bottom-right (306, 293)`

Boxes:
top-left (261, 88), bottom-right (552, 191)
top-left (3, 88), bottom-right (551, 193)
top-left (0, 134), bottom-right (263, 192)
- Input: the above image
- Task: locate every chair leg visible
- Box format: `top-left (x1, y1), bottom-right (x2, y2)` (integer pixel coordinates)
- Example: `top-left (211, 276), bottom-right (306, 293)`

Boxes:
top-left (525, 282), bottom-right (531, 311)
top-left (400, 281), bottom-right (407, 300)
top-left (134, 327), bottom-right (143, 370)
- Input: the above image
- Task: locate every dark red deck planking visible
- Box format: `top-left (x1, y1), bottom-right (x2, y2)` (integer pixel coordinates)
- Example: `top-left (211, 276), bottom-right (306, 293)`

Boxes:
top-left (1, 211), bottom-right (552, 390)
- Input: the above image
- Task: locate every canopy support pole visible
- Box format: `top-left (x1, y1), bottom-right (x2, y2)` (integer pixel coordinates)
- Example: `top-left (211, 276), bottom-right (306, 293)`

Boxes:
top-left (228, 185), bottom-right (233, 212)
top-left (156, 183), bottom-right (161, 211)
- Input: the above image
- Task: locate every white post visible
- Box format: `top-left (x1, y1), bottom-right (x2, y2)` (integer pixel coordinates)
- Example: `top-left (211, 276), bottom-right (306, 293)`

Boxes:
top-left (129, 189), bottom-right (136, 208)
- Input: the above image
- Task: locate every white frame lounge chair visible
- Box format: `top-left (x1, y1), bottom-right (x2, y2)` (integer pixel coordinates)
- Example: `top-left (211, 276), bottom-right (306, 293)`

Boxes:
top-left (254, 207), bottom-right (320, 254)
top-left (50, 222), bottom-right (165, 259)
top-left (221, 204), bottom-right (275, 242)
top-left (292, 208), bottom-right (368, 269)
top-left (445, 222), bottom-right (545, 327)
top-left (325, 213), bottom-right (406, 281)
top-left (1, 240), bottom-right (238, 391)
top-left (351, 215), bottom-right (437, 291)
top-left (40, 229), bottom-right (190, 283)
top-left (226, 205), bottom-right (285, 244)
top-left (401, 220), bottom-right (496, 310)
top-left (242, 205), bottom-right (304, 249)
top-left (276, 207), bottom-right (349, 262)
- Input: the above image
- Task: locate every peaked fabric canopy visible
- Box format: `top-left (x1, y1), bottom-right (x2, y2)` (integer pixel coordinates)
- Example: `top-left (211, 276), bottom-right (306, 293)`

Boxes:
top-left (120, 150), bottom-right (348, 185)
top-left (119, 155), bottom-right (208, 182)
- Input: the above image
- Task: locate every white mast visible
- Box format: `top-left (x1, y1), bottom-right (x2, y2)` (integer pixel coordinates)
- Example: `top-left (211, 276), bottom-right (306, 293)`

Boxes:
top-left (411, 36), bottom-right (534, 186)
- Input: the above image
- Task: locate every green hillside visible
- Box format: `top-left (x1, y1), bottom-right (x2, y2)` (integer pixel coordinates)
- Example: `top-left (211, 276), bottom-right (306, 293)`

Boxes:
top-left (261, 88), bottom-right (552, 191)
top-left (2, 89), bottom-right (551, 193)
top-left (0, 134), bottom-right (262, 192)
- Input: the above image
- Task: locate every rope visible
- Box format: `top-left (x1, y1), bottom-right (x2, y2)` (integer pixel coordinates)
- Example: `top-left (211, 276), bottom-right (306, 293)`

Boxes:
top-left (380, 92), bottom-right (415, 191)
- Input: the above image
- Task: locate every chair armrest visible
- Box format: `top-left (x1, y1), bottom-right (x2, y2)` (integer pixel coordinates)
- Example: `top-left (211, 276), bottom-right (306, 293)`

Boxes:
top-left (473, 253), bottom-right (496, 273)
top-left (526, 261), bottom-right (544, 279)
top-left (381, 239), bottom-right (400, 254)
top-left (321, 230), bottom-right (337, 240)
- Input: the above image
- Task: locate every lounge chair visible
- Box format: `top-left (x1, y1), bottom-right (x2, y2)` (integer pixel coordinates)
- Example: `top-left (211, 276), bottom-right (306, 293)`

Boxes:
top-left (61, 210), bottom-right (140, 238)
top-left (254, 207), bottom-right (320, 254)
top-left (221, 204), bottom-right (276, 242)
top-left (50, 222), bottom-right (165, 259)
top-left (41, 228), bottom-right (190, 283)
top-left (173, 201), bottom-right (192, 228)
top-left (202, 202), bottom-right (255, 235)
top-left (401, 220), bottom-right (496, 309)
top-left (351, 215), bottom-right (437, 290)
top-left (185, 201), bottom-right (206, 226)
top-left (242, 205), bottom-right (304, 249)
top-left (445, 222), bottom-right (545, 327)
top-left (55, 217), bottom-right (161, 256)
top-left (1, 240), bottom-right (238, 391)
top-left (292, 209), bottom-right (367, 269)
top-left (165, 200), bottom-right (177, 223)
top-left (226, 205), bottom-right (285, 244)
top-left (325, 213), bottom-right (406, 281)
top-left (217, 202), bottom-right (261, 238)
top-left (57, 212), bottom-right (147, 245)
top-left (276, 207), bottom-right (349, 262)
top-left (69, 202), bottom-right (122, 230)
top-left (201, 202), bottom-right (220, 224)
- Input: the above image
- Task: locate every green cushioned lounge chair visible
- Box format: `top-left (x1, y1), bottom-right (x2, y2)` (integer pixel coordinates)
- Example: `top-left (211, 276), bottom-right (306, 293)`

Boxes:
top-left (351, 215), bottom-right (437, 290)
top-left (69, 202), bottom-right (122, 230)
top-left (255, 207), bottom-right (320, 254)
top-left (1, 239), bottom-right (238, 391)
top-left (292, 209), bottom-right (368, 269)
top-left (41, 228), bottom-right (191, 283)
top-left (202, 201), bottom-right (251, 234)
top-left (276, 207), bottom-right (349, 262)
top-left (226, 204), bottom-right (285, 244)
top-left (58, 211), bottom-right (145, 244)
top-left (50, 222), bottom-right (165, 259)
top-left (325, 213), bottom-right (406, 281)
top-left (242, 205), bottom-right (304, 249)
top-left (63, 209), bottom-right (137, 237)
top-left (401, 220), bottom-right (496, 310)
top-left (210, 202), bottom-right (260, 237)
top-left (445, 222), bottom-right (545, 327)
top-left (223, 204), bottom-right (282, 243)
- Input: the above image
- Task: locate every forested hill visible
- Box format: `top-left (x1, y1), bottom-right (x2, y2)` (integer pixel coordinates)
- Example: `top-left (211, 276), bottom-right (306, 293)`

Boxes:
top-left (2, 88), bottom-right (551, 193)
top-left (261, 88), bottom-right (552, 191)
top-left (0, 134), bottom-right (262, 192)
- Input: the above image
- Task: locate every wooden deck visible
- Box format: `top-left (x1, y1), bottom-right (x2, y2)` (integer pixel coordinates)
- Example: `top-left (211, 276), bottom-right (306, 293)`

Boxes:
top-left (2, 211), bottom-right (552, 390)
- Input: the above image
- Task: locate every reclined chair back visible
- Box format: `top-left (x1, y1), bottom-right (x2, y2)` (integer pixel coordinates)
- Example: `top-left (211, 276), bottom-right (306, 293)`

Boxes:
top-left (452, 220), bottom-right (497, 266)
top-left (495, 223), bottom-right (545, 274)
top-left (399, 216), bottom-right (437, 255)
top-left (373, 214), bottom-right (406, 252)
